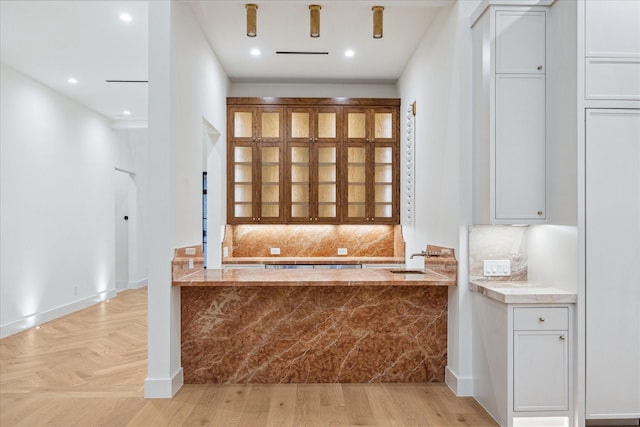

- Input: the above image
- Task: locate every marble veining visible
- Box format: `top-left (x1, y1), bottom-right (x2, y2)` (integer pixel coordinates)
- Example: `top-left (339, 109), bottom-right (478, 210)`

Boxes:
top-left (225, 224), bottom-right (402, 258)
top-left (469, 225), bottom-right (528, 281)
top-left (181, 286), bottom-right (448, 384)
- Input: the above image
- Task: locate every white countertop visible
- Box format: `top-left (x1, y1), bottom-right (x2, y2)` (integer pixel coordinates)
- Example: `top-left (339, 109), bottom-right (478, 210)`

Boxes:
top-left (469, 280), bottom-right (577, 304)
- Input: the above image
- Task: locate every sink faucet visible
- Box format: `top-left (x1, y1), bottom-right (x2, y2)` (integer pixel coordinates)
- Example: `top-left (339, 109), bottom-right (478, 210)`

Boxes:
top-left (410, 250), bottom-right (427, 259)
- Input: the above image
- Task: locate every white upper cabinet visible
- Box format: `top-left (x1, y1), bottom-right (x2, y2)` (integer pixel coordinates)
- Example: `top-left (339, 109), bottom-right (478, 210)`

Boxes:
top-left (472, 6), bottom-right (548, 224)
top-left (585, 0), bottom-right (640, 58)
top-left (495, 74), bottom-right (546, 220)
top-left (585, 0), bottom-right (640, 100)
top-left (496, 11), bottom-right (546, 74)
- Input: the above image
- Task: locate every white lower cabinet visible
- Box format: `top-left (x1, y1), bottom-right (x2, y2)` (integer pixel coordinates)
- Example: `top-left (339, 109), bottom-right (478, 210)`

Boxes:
top-left (513, 324), bottom-right (569, 412)
top-left (473, 295), bottom-right (573, 427)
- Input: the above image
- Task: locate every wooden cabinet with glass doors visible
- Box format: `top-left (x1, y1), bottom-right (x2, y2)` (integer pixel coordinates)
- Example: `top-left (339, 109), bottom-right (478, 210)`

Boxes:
top-left (344, 107), bottom-right (398, 223)
top-left (286, 107), bottom-right (342, 223)
top-left (227, 98), bottom-right (399, 224)
top-left (227, 106), bottom-right (284, 223)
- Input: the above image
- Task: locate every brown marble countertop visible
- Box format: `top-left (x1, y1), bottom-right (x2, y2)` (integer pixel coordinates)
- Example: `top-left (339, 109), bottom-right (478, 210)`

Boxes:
top-left (469, 280), bottom-right (577, 304)
top-left (173, 267), bottom-right (456, 287)
top-left (222, 256), bottom-right (405, 265)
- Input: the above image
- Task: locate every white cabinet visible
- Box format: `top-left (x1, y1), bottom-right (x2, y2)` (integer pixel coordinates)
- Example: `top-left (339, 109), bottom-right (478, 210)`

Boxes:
top-left (495, 74), bottom-right (546, 220)
top-left (585, 109), bottom-right (640, 419)
top-left (513, 308), bottom-right (569, 412)
top-left (496, 10), bottom-right (546, 74)
top-left (472, 295), bottom-right (573, 427)
top-left (472, 6), bottom-right (548, 224)
top-left (585, 0), bottom-right (640, 100)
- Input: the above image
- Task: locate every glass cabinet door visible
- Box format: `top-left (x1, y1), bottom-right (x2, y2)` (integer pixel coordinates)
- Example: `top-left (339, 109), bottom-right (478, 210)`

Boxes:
top-left (290, 146), bottom-right (310, 220)
top-left (316, 109), bottom-right (338, 142)
top-left (346, 109), bottom-right (368, 142)
top-left (259, 146), bottom-right (281, 220)
top-left (346, 146), bottom-right (367, 220)
top-left (231, 145), bottom-right (253, 220)
top-left (232, 110), bottom-right (254, 141)
top-left (373, 146), bottom-right (394, 219)
top-left (259, 109), bottom-right (282, 142)
top-left (317, 146), bottom-right (337, 220)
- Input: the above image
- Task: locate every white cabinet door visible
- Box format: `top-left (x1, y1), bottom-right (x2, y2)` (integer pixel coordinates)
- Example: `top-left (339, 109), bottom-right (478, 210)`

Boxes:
top-left (585, 0), bottom-right (640, 58)
top-left (496, 10), bottom-right (546, 74)
top-left (586, 109), bottom-right (640, 418)
top-left (514, 330), bottom-right (569, 411)
top-left (495, 74), bottom-right (546, 220)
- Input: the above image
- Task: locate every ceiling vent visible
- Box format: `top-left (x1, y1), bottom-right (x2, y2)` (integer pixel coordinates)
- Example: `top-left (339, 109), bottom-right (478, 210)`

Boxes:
top-left (275, 51), bottom-right (328, 55)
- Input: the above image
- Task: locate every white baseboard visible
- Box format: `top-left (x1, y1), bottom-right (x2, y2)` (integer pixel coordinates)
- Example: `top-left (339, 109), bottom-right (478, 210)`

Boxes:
top-left (0, 289), bottom-right (118, 339)
top-left (127, 278), bottom-right (148, 289)
top-left (144, 368), bottom-right (184, 398)
top-left (445, 366), bottom-right (474, 396)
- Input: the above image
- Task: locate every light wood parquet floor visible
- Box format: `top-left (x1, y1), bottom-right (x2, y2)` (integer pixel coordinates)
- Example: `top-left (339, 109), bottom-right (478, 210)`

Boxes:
top-left (0, 287), bottom-right (497, 427)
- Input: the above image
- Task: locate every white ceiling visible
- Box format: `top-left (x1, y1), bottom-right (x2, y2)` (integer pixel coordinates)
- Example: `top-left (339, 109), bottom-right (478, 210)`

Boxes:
top-left (190, 1), bottom-right (447, 84)
top-left (0, 0), bottom-right (451, 125)
top-left (0, 1), bottom-right (148, 125)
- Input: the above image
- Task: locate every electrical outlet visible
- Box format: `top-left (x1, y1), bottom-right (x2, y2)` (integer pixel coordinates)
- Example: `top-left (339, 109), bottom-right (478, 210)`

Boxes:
top-left (270, 247), bottom-right (281, 255)
top-left (223, 246), bottom-right (229, 257)
top-left (74, 286), bottom-right (78, 296)
top-left (483, 259), bottom-right (511, 277)
top-left (337, 248), bottom-right (348, 255)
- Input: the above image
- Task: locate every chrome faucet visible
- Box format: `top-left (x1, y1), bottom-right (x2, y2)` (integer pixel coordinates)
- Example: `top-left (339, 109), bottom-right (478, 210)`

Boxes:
top-left (410, 250), bottom-right (427, 259)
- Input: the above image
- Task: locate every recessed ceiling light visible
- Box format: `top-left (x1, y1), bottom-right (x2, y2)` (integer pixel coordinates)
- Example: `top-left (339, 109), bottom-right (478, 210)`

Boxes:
top-left (123, 110), bottom-right (131, 115)
top-left (345, 49), bottom-right (355, 57)
top-left (67, 77), bottom-right (78, 84)
top-left (114, 115), bottom-right (123, 119)
top-left (120, 13), bottom-right (132, 22)
top-left (251, 48), bottom-right (261, 56)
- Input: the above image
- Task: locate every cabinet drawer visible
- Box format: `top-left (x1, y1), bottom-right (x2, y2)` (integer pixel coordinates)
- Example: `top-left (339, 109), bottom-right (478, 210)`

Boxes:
top-left (514, 307), bottom-right (568, 330)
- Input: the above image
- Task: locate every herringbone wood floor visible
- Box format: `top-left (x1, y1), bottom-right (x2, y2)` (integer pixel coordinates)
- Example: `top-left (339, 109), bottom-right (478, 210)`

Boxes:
top-left (0, 287), bottom-right (497, 426)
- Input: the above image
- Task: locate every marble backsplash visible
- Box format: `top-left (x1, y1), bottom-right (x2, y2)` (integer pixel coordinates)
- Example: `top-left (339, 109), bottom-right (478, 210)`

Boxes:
top-left (181, 285), bottom-right (447, 384)
top-left (172, 245), bottom-right (204, 279)
top-left (469, 225), bottom-right (528, 281)
top-left (223, 224), bottom-right (405, 258)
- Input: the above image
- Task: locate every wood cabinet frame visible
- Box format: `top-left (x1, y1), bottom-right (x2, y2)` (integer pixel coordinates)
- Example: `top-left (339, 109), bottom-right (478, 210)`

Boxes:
top-left (227, 98), bottom-right (400, 225)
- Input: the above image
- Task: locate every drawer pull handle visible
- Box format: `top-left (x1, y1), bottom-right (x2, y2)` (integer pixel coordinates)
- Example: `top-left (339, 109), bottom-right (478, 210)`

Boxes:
top-left (539, 317), bottom-right (545, 322)
top-left (559, 335), bottom-right (566, 341)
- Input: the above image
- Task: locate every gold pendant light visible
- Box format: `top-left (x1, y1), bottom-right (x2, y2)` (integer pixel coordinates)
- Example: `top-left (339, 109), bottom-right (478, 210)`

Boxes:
top-left (246, 4), bottom-right (257, 37)
top-left (309, 5), bottom-right (321, 38)
top-left (372, 6), bottom-right (384, 39)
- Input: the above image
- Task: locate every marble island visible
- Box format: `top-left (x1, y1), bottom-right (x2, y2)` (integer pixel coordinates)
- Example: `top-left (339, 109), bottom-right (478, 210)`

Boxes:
top-left (174, 241), bottom-right (458, 385)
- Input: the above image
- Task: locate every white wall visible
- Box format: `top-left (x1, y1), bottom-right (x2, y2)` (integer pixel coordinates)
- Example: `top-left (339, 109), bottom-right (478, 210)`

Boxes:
top-left (528, 225), bottom-right (578, 293)
top-left (229, 83), bottom-right (397, 98)
top-left (114, 128), bottom-right (150, 288)
top-left (0, 62), bottom-right (120, 337)
top-left (145, 1), bottom-right (229, 398)
top-left (397, 0), bottom-right (478, 395)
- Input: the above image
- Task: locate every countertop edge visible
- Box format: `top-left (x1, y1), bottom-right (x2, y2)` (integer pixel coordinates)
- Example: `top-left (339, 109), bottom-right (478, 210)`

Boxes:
top-left (173, 268), bottom-right (456, 287)
top-left (469, 280), bottom-right (577, 304)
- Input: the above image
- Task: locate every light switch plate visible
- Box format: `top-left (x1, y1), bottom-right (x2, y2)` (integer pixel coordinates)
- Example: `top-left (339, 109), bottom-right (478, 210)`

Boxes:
top-left (337, 248), bottom-right (348, 255)
top-left (188, 259), bottom-right (194, 269)
top-left (483, 259), bottom-right (511, 277)
top-left (270, 247), bottom-right (281, 255)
